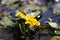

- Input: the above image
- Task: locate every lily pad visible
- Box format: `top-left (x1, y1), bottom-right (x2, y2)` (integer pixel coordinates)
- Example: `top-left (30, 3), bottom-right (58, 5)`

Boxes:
top-left (1, 0), bottom-right (18, 5)
top-left (0, 17), bottom-right (13, 27)
top-left (53, 3), bottom-right (60, 13)
top-left (20, 4), bottom-right (42, 17)
top-left (50, 36), bottom-right (60, 40)
top-left (48, 22), bottom-right (60, 29)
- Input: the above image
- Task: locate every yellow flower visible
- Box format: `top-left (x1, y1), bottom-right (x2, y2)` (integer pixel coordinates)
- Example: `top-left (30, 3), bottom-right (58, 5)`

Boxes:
top-left (25, 15), bottom-right (37, 27)
top-left (16, 11), bottom-right (24, 17)
top-left (36, 21), bottom-right (40, 26)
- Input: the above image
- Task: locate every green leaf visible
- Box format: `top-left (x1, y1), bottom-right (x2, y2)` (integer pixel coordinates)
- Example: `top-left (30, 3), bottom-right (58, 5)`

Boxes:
top-left (1, 17), bottom-right (13, 27)
top-left (53, 3), bottom-right (60, 13)
top-left (50, 36), bottom-right (60, 40)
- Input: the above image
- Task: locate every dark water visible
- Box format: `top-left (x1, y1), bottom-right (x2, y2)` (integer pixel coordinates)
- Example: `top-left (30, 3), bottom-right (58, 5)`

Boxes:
top-left (0, 0), bottom-right (60, 40)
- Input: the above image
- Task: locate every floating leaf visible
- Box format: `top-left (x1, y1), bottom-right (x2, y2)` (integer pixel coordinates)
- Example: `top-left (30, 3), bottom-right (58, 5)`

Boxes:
top-left (20, 4), bottom-right (41, 17)
top-left (1, 17), bottom-right (13, 27)
top-left (2, 0), bottom-right (18, 5)
top-left (53, 3), bottom-right (60, 13)
top-left (48, 22), bottom-right (60, 29)
top-left (50, 36), bottom-right (60, 40)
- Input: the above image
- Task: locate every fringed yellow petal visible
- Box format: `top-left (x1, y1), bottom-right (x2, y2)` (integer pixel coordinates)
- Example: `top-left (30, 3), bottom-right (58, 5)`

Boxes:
top-left (36, 21), bottom-right (40, 26)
